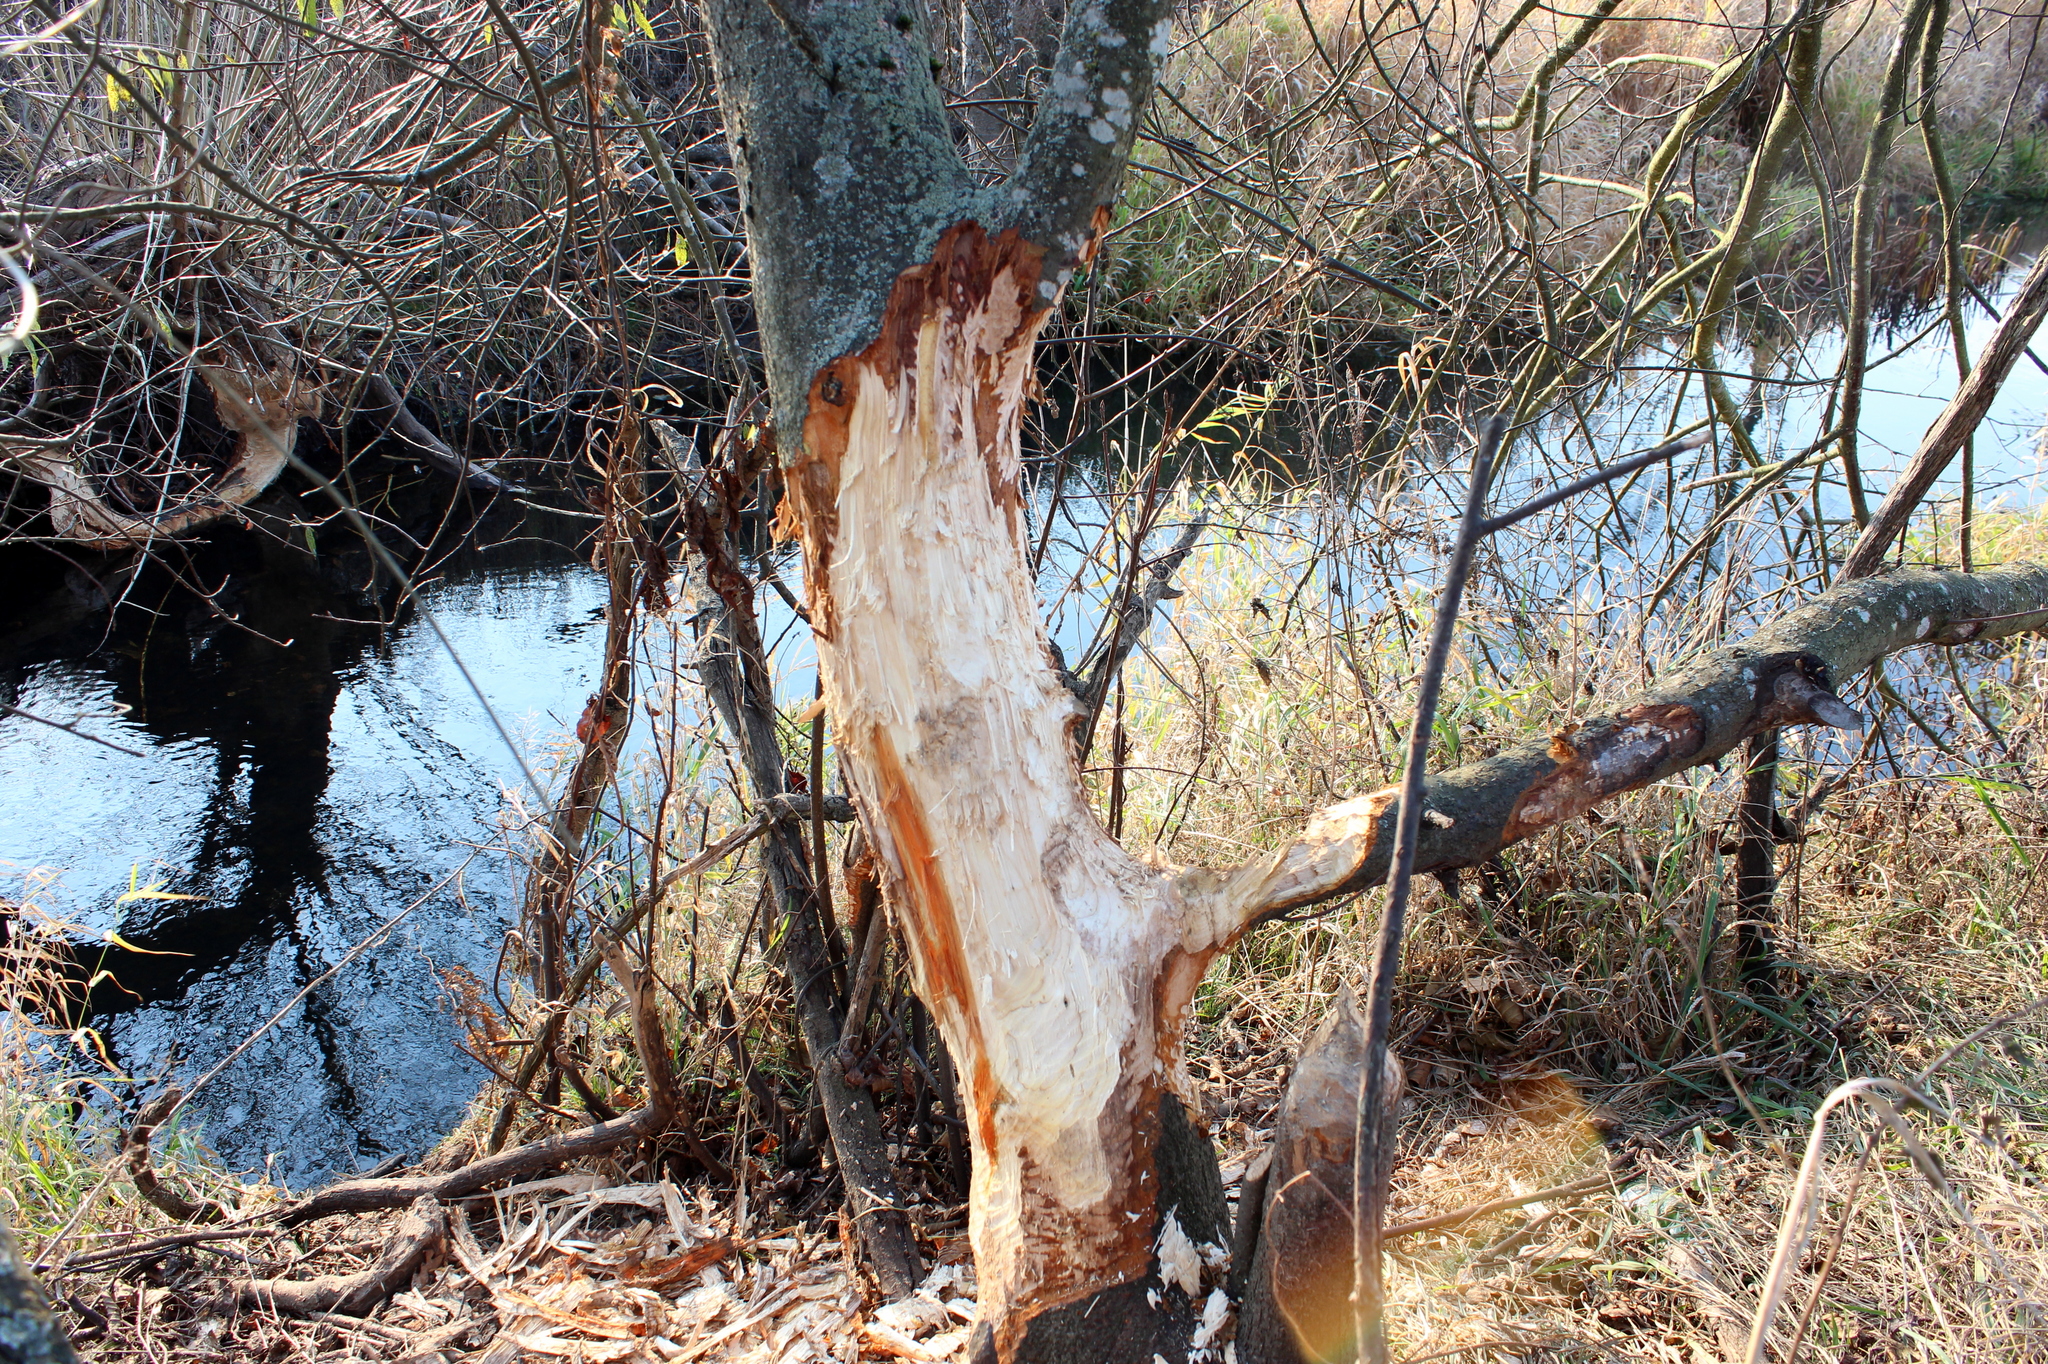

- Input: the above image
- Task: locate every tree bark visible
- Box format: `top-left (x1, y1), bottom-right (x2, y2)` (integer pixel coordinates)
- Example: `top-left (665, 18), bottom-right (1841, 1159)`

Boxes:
top-left (0, 1215), bottom-right (78, 1364)
top-left (701, 0), bottom-right (2048, 1354)
top-left (1733, 731), bottom-right (1783, 991)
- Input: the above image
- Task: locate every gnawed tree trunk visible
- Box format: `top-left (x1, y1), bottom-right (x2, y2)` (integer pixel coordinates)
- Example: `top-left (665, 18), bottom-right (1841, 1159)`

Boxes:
top-left (786, 217), bottom-right (1245, 1360)
top-left (702, 1), bottom-right (1209, 1355)
top-left (704, 0), bottom-right (2048, 1355)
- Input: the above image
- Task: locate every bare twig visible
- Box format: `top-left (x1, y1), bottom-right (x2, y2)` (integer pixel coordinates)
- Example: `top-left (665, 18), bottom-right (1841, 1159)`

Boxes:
top-left (1352, 415), bottom-right (1503, 1364)
top-left (240, 1197), bottom-right (446, 1316)
top-left (122, 1090), bottom-right (222, 1225)
top-left (1381, 1172), bottom-right (1618, 1241)
top-left (0, 703), bottom-right (143, 758)
top-left (280, 1109), bottom-right (664, 1224)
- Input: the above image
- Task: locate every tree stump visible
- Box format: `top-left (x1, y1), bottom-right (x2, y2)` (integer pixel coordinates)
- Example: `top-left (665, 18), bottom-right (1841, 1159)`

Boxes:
top-left (1238, 987), bottom-right (1405, 1364)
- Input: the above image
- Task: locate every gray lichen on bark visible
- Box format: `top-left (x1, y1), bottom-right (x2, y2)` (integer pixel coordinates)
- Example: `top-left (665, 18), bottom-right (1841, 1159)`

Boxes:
top-left (1, 1215), bottom-right (80, 1364)
top-left (703, 0), bottom-right (978, 431)
top-left (1001, 0), bottom-right (1175, 284)
top-left (702, 0), bottom-right (1172, 445)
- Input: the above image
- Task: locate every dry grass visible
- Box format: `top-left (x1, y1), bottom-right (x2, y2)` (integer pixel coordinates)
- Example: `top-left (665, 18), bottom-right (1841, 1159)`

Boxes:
top-left (1100, 0), bottom-right (2048, 341)
top-left (1111, 480), bottom-right (2048, 1361)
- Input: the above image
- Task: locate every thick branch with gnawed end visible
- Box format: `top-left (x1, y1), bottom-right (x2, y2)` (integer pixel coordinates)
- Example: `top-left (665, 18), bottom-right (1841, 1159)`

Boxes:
top-left (1179, 562), bottom-right (2048, 933)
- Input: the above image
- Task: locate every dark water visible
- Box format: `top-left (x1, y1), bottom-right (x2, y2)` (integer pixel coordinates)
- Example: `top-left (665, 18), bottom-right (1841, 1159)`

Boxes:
top-left (0, 506), bottom-right (606, 1186)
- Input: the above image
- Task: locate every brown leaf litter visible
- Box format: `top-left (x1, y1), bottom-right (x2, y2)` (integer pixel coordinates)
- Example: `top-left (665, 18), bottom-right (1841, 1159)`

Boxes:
top-left (73, 1171), bottom-right (981, 1363)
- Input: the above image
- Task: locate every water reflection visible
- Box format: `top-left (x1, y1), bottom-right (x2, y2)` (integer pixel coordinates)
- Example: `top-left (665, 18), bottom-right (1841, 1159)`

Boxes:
top-left (0, 504), bottom-right (605, 1186)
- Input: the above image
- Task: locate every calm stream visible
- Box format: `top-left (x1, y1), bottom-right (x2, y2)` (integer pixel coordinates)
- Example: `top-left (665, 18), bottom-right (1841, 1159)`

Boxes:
top-left (2, 524), bottom-right (606, 1186)
top-left (5, 258), bottom-right (2048, 1186)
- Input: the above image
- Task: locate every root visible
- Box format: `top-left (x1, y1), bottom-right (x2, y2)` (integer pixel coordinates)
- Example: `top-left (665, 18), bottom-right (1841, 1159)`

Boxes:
top-left (239, 1197), bottom-right (446, 1317)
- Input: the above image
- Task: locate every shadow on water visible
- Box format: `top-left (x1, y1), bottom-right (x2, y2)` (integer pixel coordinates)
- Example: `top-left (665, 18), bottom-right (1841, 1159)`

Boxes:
top-left (1, 457), bottom-right (607, 1186)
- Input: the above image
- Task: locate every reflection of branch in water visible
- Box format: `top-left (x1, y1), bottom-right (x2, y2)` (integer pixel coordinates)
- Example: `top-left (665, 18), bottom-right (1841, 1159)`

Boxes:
top-left (87, 539), bottom-right (358, 1013)
top-left (0, 701), bottom-right (142, 756)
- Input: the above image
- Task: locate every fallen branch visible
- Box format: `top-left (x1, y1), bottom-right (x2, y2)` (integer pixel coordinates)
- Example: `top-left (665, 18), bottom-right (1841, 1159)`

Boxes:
top-left (0, 701), bottom-right (143, 757)
top-left (124, 1089), bottom-right (223, 1225)
top-left (57, 1222), bottom-right (280, 1274)
top-left (241, 1196), bottom-right (446, 1316)
top-left (1191, 560), bottom-right (2048, 925)
top-left (350, 367), bottom-right (520, 495)
top-left (280, 1108), bottom-right (659, 1224)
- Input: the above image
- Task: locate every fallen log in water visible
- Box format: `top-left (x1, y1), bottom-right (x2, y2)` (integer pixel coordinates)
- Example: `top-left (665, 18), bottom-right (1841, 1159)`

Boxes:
top-left (1, 208), bottom-right (325, 548)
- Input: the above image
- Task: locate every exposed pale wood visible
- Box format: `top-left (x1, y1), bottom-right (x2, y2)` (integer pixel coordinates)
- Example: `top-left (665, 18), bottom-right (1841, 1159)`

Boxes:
top-left (785, 221), bottom-right (1230, 1360)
